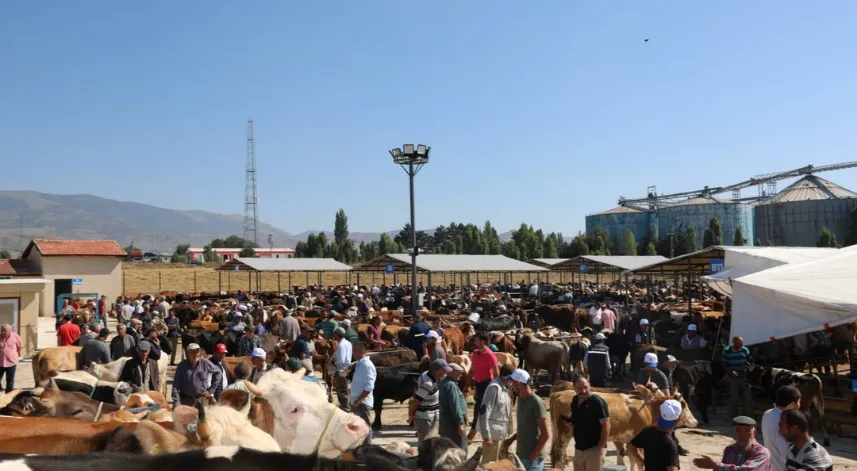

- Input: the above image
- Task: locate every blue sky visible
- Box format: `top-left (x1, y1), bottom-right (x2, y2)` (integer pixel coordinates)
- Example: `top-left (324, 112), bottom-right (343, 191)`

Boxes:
top-left (2, 2), bottom-right (857, 236)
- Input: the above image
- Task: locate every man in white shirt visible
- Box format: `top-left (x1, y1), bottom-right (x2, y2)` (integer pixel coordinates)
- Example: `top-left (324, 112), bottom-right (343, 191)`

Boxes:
top-left (332, 327), bottom-right (353, 412)
top-left (762, 385), bottom-right (801, 471)
top-left (589, 303), bottom-right (603, 332)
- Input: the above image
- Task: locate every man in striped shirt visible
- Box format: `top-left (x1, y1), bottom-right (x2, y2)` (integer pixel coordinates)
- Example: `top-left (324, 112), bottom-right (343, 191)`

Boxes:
top-left (779, 410), bottom-right (833, 471)
top-left (722, 336), bottom-right (755, 419)
top-left (694, 416), bottom-right (771, 471)
top-left (409, 359), bottom-right (452, 444)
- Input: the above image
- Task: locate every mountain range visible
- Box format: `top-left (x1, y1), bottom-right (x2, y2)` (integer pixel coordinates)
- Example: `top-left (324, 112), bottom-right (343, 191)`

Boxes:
top-left (0, 191), bottom-right (515, 254)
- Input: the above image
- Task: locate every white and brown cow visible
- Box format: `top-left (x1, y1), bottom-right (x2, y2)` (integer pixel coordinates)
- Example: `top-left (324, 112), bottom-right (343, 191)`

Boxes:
top-left (549, 384), bottom-right (698, 471)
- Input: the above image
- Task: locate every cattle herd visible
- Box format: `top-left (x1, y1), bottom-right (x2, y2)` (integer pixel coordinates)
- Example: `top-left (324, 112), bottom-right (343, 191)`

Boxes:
top-left (0, 280), bottom-right (854, 471)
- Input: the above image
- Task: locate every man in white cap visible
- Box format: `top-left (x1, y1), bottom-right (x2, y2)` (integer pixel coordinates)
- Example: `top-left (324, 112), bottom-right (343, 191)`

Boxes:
top-left (503, 369), bottom-right (550, 471)
top-left (426, 330), bottom-right (446, 362)
top-left (635, 318), bottom-right (653, 345)
top-left (681, 323), bottom-right (707, 350)
top-left (636, 352), bottom-right (670, 396)
top-left (172, 343), bottom-right (222, 408)
top-left (627, 399), bottom-right (683, 471)
top-left (583, 332), bottom-right (611, 387)
top-left (249, 347), bottom-right (270, 384)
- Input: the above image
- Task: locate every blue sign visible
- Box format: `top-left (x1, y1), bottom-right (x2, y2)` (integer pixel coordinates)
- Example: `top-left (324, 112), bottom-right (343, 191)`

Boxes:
top-left (709, 258), bottom-right (725, 275)
top-left (385, 264), bottom-right (395, 274)
top-left (72, 278), bottom-right (83, 285)
top-left (579, 264), bottom-right (587, 273)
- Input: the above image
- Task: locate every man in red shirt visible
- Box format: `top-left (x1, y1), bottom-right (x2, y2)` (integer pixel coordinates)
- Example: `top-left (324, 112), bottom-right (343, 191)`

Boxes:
top-left (56, 315), bottom-right (81, 347)
top-left (468, 332), bottom-right (500, 441)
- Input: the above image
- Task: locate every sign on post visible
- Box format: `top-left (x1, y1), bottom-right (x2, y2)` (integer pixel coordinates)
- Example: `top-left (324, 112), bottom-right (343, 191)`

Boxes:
top-left (385, 264), bottom-right (395, 274)
top-left (72, 278), bottom-right (83, 285)
top-left (579, 264), bottom-right (587, 273)
top-left (709, 259), bottom-right (725, 275)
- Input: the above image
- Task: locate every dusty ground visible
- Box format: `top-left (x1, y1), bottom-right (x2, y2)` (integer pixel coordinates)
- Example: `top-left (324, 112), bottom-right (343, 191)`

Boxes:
top-left (19, 318), bottom-right (857, 469)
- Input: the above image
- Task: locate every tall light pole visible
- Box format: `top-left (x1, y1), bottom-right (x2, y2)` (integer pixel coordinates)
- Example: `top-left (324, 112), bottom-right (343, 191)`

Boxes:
top-left (390, 144), bottom-right (430, 319)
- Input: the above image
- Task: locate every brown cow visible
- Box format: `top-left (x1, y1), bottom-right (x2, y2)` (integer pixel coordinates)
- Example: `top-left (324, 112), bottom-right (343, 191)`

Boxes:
top-left (535, 304), bottom-right (589, 332)
top-left (443, 327), bottom-right (468, 355)
top-left (32, 346), bottom-right (82, 384)
top-left (1, 387), bottom-right (121, 421)
top-left (489, 332), bottom-right (516, 354)
top-left (549, 384), bottom-right (698, 471)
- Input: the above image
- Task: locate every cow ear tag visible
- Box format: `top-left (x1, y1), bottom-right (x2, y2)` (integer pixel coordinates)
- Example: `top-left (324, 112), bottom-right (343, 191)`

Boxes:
top-left (187, 423), bottom-right (198, 433)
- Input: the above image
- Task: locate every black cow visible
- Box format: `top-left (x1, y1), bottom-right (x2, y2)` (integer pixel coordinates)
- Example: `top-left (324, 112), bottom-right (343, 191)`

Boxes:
top-left (474, 315), bottom-right (514, 332)
top-left (351, 360), bottom-right (429, 430)
top-left (181, 329), bottom-right (241, 356)
top-left (672, 360), bottom-right (725, 425)
top-left (352, 437), bottom-right (468, 471)
top-left (748, 366), bottom-right (830, 446)
top-left (0, 446), bottom-right (412, 471)
top-left (604, 332), bottom-right (630, 380)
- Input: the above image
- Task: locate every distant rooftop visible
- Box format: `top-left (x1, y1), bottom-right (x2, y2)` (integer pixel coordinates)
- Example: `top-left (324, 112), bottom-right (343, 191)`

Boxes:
top-left (668, 195), bottom-right (734, 207)
top-left (764, 175), bottom-right (857, 204)
top-left (22, 239), bottom-right (126, 258)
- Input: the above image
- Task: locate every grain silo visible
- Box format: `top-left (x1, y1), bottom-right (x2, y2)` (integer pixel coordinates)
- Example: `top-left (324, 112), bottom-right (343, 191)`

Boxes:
top-left (657, 196), bottom-right (755, 248)
top-left (754, 175), bottom-right (857, 246)
top-left (585, 206), bottom-right (652, 247)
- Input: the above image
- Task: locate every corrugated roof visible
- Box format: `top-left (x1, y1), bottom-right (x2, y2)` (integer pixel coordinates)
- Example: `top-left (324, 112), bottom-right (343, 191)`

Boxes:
top-left (668, 196), bottom-right (734, 207)
top-left (0, 259), bottom-right (41, 276)
top-left (216, 258), bottom-right (352, 272)
top-left (22, 239), bottom-right (126, 258)
top-left (553, 255), bottom-right (668, 272)
top-left (530, 258), bottom-right (569, 267)
top-left (355, 254), bottom-right (549, 273)
top-left (764, 175), bottom-right (857, 204)
top-left (591, 206), bottom-right (643, 216)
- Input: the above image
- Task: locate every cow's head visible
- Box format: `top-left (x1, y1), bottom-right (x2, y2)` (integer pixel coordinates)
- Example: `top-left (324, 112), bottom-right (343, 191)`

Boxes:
top-left (257, 368), bottom-right (369, 457)
top-left (111, 381), bottom-right (133, 405)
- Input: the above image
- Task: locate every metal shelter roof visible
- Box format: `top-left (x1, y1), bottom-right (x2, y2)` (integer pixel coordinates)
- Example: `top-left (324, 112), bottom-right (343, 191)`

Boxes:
top-left (354, 254), bottom-right (549, 273)
top-left (216, 257), bottom-right (352, 272)
top-left (552, 255), bottom-right (668, 273)
top-left (621, 247), bottom-right (728, 275)
top-left (529, 258), bottom-right (570, 268)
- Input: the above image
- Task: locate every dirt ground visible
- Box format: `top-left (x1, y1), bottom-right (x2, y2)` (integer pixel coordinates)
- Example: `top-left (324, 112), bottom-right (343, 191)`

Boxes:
top-left (368, 392), bottom-right (857, 471)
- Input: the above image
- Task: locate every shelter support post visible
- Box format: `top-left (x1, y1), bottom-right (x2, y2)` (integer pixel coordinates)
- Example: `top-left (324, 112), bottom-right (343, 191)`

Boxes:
top-left (624, 274), bottom-right (630, 307)
top-left (288, 272), bottom-right (292, 292)
top-left (219, 271), bottom-right (222, 293)
top-left (306, 272), bottom-right (309, 288)
top-left (687, 258), bottom-right (692, 315)
top-left (194, 271), bottom-right (197, 293)
top-left (159, 271), bottom-right (162, 294)
top-left (248, 271), bottom-right (251, 292)
top-left (427, 273), bottom-right (433, 310)
top-left (357, 273), bottom-right (360, 289)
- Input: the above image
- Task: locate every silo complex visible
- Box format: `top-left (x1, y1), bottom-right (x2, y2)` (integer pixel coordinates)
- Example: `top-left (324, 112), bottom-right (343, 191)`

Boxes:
top-left (657, 196), bottom-right (755, 248)
top-left (585, 206), bottom-right (651, 247)
top-left (754, 175), bottom-right (857, 246)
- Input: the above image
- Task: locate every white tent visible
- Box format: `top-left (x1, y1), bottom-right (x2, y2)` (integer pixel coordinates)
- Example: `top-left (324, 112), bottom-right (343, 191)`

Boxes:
top-left (731, 245), bottom-right (857, 346)
top-left (702, 247), bottom-right (838, 296)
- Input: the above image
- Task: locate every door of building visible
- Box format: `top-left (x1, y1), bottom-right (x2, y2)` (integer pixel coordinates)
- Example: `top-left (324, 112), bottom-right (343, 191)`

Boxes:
top-left (0, 298), bottom-right (20, 333)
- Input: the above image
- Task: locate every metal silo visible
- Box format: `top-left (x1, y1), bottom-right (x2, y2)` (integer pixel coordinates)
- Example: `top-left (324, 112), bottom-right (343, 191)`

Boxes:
top-left (657, 196), bottom-right (755, 247)
top-left (754, 175), bottom-right (857, 246)
top-left (585, 206), bottom-right (652, 247)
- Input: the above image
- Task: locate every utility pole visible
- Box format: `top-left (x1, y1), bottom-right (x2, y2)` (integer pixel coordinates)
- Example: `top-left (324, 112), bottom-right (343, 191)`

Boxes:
top-left (243, 119), bottom-right (259, 248)
top-left (17, 212), bottom-right (24, 253)
top-left (268, 234), bottom-right (273, 251)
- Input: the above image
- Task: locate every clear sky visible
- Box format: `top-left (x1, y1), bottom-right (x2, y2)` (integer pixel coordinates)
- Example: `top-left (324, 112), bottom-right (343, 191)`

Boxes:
top-left (2, 2), bottom-right (857, 236)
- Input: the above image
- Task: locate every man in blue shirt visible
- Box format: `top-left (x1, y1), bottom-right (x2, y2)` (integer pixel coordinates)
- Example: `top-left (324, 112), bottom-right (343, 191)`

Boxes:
top-left (292, 324), bottom-right (314, 372)
top-left (332, 327), bottom-right (353, 411)
top-left (351, 342), bottom-right (376, 444)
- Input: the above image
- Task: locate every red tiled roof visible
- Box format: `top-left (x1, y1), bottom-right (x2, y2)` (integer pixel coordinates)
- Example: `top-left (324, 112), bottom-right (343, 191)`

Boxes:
top-left (22, 239), bottom-right (127, 257)
top-left (0, 259), bottom-right (41, 276)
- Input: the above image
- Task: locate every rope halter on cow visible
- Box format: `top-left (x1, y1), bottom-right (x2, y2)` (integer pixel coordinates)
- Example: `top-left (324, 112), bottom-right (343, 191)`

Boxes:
top-left (312, 403), bottom-right (339, 456)
top-left (93, 401), bottom-right (104, 422)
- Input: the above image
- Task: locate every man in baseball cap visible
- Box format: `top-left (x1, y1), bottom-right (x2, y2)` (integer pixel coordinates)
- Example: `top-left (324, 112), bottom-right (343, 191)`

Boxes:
top-left (628, 399), bottom-right (683, 471)
top-left (438, 362), bottom-right (468, 448)
top-left (636, 352), bottom-right (670, 396)
top-left (409, 359), bottom-right (451, 444)
top-left (681, 323), bottom-right (708, 350)
top-left (586, 332), bottom-right (611, 386)
top-left (506, 369), bottom-right (550, 469)
top-left (694, 416), bottom-right (772, 470)
top-left (635, 318), bottom-right (653, 346)
top-left (249, 347), bottom-right (269, 383)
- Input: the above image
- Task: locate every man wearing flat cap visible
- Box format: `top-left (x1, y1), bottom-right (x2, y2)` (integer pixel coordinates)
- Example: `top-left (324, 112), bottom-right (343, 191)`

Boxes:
top-left (119, 340), bottom-right (160, 393)
top-left (693, 416), bottom-right (772, 471)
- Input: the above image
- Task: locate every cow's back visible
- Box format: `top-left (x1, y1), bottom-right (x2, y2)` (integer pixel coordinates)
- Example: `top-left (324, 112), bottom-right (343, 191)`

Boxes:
top-left (33, 346), bottom-right (82, 383)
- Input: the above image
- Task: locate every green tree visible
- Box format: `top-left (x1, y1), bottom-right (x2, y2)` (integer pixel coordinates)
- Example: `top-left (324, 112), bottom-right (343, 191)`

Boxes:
top-left (170, 254), bottom-right (189, 263)
top-left (0, 250), bottom-right (11, 259)
top-left (845, 206), bottom-right (857, 246)
top-left (817, 227), bottom-right (838, 248)
top-left (334, 209), bottom-right (349, 244)
top-left (501, 241), bottom-right (521, 259)
top-left (174, 244), bottom-right (190, 255)
top-left (239, 247), bottom-right (257, 258)
top-left (569, 234), bottom-right (589, 257)
top-left (202, 244), bottom-right (221, 262)
top-left (645, 241), bottom-right (657, 256)
top-left (755, 238), bottom-right (762, 247)
top-left (703, 217), bottom-right (722, 248)
top-left (211, 235), bottom-right (258, 249)
top-left (586, 228), bottom-right (609, 255)
top-left (733, 226), bottom-right (747, 246)
top-left (608, 233), bottom-right (621, 256)
top-left (767, 240), bottom-right (774, 247)
top-left (622, 229), bottom-right (637, 255)
top-left (543, 237), bottom-right (559, 258)
top-left (484, 221), bottom-right (502, 255)
top-left (379, 233), bottom-right (395, 255)
top-left (395, 223), bottom-right (431, 251)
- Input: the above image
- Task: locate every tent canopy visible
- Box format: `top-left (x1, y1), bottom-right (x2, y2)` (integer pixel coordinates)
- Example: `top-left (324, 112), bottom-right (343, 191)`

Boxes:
top-left (354, 254), bottom-right (548, 273)
top-left (731, 245), bottom-right (857, 346)
top-left (702, 247), bottom-right (839, 296)
top-left (216, 258), bottom-right (352, 272)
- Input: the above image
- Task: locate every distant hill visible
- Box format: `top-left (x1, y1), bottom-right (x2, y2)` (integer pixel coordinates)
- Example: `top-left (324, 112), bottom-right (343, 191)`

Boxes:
top-left (0, 191), bottom-right (530, 256)
top-left (0, 191), bottom-right (299, 254)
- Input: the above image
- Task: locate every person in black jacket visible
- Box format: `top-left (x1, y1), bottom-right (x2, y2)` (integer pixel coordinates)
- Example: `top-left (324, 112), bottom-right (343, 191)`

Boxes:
top-left (119, 340), bottom-right (159, 393)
